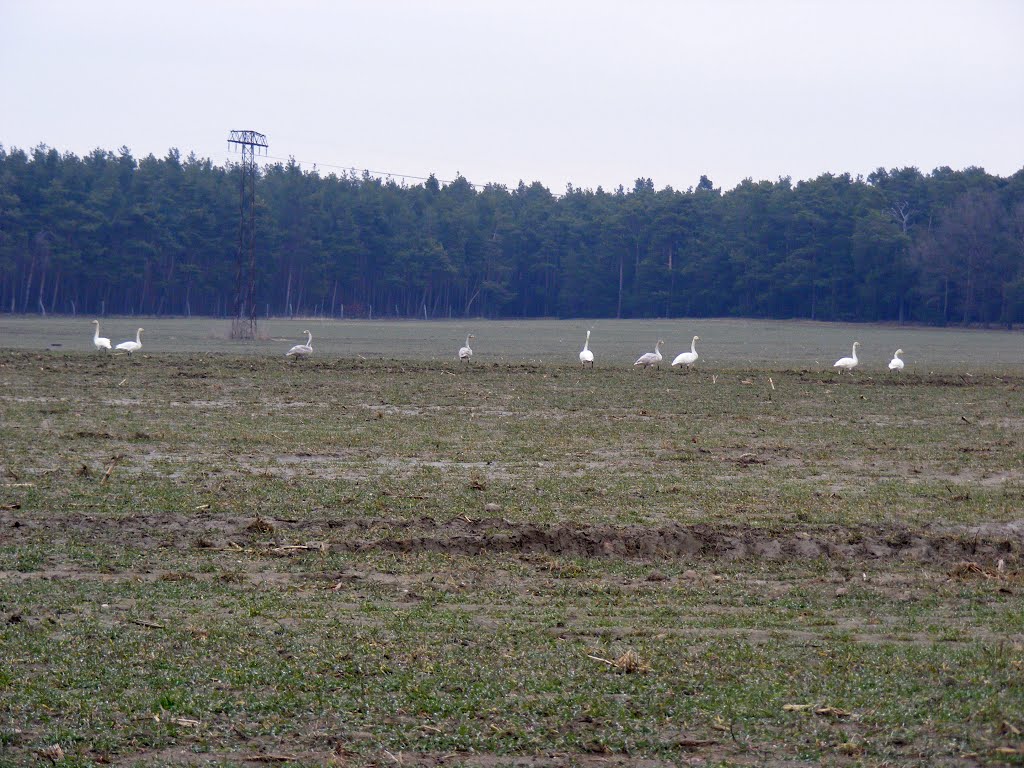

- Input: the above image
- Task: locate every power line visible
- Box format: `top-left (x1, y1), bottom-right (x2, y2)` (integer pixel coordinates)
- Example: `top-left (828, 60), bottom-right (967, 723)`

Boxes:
top-left (251, 152), bottom-right (489, 190)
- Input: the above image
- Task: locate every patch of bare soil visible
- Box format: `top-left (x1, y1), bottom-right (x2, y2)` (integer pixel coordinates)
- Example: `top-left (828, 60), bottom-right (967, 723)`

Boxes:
top-left (958, 518), bottom-right (1024, 538)
top-left (324, 516), bottom-right (1022, 564)
top-left (4, 509), bottom-right (1021, 566)
top-left (106, 746), bottom-right (780, 768)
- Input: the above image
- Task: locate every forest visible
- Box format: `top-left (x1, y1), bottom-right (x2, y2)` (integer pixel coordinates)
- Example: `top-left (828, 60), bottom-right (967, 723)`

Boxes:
top-left (1, 143), bottom-right (1023, 326)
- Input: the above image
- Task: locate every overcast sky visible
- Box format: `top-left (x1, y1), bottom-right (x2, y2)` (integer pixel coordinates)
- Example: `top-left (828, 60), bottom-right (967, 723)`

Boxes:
top-left (3, 0), bottom-right (1022, 193)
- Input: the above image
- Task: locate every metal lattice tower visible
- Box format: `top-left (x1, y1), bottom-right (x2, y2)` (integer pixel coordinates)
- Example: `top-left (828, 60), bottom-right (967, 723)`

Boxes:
top-left (228, 130), bottom-right (268, 339)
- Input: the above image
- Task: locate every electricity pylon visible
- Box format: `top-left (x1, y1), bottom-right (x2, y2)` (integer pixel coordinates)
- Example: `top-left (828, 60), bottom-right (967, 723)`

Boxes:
top-left (228, 130), bottom-right (268, 339)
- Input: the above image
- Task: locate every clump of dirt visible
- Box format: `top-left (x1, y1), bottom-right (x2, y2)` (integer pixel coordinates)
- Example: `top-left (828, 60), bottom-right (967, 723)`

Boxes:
top-left (245, 515), bottom-right (275, 534)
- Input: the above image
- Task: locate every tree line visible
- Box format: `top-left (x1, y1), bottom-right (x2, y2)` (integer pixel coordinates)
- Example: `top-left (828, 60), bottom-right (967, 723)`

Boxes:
top-left (2, 143), bottom-right (1023, 326)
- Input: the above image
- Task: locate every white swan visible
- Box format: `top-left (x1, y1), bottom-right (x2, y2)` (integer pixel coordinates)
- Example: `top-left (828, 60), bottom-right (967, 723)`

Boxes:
top-left (833, 341), bottom-right (860, 374)
top-left (91, 320), bottom-right (111, 351)
top-left (671, 335), bottom-right (700, 369)
top-left (286, 330), bottom-right (313, 359)
top-left (634, 339), bottom-right (665, 369)
top-left (888, 349), bottom-right (905, 372)
top-left (579, 330), bottom-right (594, 367)
top-left (115, 328), bottom-right (144, 356)
top-left (459, 334), bottom-right (475, 361)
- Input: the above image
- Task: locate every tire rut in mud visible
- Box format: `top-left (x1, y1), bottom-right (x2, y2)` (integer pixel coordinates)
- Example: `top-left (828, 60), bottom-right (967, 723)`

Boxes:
top-left (4, 510), bottom-right (1021, 564)
top-left (322, 515), bottom-right (1020, 564)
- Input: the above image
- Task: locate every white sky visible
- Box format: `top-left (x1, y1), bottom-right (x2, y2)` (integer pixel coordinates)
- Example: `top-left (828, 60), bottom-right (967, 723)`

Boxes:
top-left (2, 0), bottom-right (1022, 192)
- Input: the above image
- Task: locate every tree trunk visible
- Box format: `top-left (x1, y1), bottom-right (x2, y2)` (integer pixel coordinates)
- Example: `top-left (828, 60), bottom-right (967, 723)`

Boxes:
top-left (37, 270), bottom-right (46, 315)
top-left (464, 284), bottom-right (481, 317)
top-left (617, 252), bottom-right (624, 319)
top-left (942, 276), bottom-right (949, 325)
top-left (22, 255), bottom-right (35, 313)
top-left (285, 269), bottom-right (292, 317)
top-left (50, 270), bottom-right (60, 313)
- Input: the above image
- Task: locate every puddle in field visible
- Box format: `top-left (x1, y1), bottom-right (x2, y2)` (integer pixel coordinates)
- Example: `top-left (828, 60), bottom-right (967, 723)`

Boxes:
top-left (167, 399), bottom-right (236, 409)
top-left (957, 517), bottom-right (1024, 538)
top-left (230, 454), bottom-right (514, 481)
top-left (270, 451), bottom-right (365, 464)
top-left (374, 457), bottom-right (513, 479)
top-left (0, 395), bottom-right (66, 403)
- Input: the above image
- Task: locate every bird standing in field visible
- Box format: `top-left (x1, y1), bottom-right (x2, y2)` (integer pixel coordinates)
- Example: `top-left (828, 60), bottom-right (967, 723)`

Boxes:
top-left (671, 335), bottom-right (700, 370)
top-left (91, 320), bottom-right (111, 351)
top-left (579, 330), bottom-right (594, 367)
top-left (634, 339), bottom-right (665, 369)
top-left (888, 349), bottom-right (905, 372)
top-left (115, 328), bottom-right (144, 356)
top-left (459, 334), bottom-right (475, 361)
top-left (286, 330), bottom-right (313, 359)
top-left (833, 341), bottom-right (860, 374)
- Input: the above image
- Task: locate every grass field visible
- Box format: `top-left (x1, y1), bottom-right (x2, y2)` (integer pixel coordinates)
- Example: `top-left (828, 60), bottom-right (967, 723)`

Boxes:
top-left (2, 315), bottom-right (1023, 369)
top-left (1, 318), bottom-right (1023, 767)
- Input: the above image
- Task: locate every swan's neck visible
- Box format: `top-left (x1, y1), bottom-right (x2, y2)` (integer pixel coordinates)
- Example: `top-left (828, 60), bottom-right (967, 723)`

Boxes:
top-left (851, 344), bottom-right (858, 361)
top-left (93, 326), bottom-right (100, 340)
top-left (135, 330), bottom-right (142, 343)
top-left (306, 331), bottom-right (312, 345)
top-left (465, 335), bottom-right (471, 347)
top-left (691, 337), bottom-right (697, 353)
top-left (583, 331), bottom-right (590, 351)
